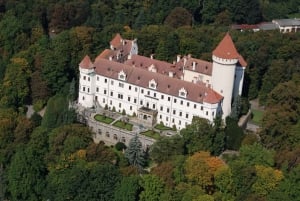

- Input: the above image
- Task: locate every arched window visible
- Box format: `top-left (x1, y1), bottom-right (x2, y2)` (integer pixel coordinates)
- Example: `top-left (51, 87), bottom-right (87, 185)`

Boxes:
top-left (118, 70), bottom-right (126, 81)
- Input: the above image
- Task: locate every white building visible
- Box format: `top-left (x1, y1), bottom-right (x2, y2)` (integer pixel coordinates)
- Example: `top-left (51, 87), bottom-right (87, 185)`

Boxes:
top-left (78, 33), bottom-right (247, 130)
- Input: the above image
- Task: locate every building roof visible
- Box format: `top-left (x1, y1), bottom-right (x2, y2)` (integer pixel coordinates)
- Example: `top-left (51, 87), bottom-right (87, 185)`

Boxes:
top-left (180, 55), bottom-right (213, 76)
top-left (110, 33), bottom-right (123, 49)
top-left (213, 33), bottom-right (247, 67)
top-left (213, 33), bottom-right (240, 59)
top-left (273, 19), bottom-right (300, 27)
top-left (258, 22), bottom-right (278, 30)
top-left (124, 55), bottom-right (183, 79)
top-left (79, 55), bottom-right (94, 69)
top-left (93, 58), bottom-right (223, 104)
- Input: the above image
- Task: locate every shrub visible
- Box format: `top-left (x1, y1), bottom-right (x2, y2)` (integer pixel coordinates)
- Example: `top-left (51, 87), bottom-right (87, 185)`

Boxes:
top-left (115, 142), bottom-right (127, 151)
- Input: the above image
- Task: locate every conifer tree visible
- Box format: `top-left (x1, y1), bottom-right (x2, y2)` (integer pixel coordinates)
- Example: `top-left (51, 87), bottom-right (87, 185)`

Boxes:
top-left (125, 135), bottom-right (145, 171)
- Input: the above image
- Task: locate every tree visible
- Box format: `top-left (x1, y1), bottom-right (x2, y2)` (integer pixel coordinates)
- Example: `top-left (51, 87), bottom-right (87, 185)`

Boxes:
top-left (185, 151), bottom-right (225, 192)
top-left (139, 175), bottom-right (164, 201)
top-left (239, 143), bottom-right (275, 167)
top-left (252, 165), bottom-right (283, 196)
top-left (149, 135), bottom-right (184, 163)
top-left (182, 116), bottom-right (225, 155)
top-left (151, 161), bottom-right (175, 188)
top-left (225, 117), bottom-right (244, 150)
top-left (125, 135), bottom-right (146, 171)
top-left (114, 176), bottom-right (140, 201)
top-left (164, 7), bottom-right (192, 28)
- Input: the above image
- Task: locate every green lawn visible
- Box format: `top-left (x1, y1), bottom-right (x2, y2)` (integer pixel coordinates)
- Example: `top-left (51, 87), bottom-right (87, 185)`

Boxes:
top-left (113, 121), bottom-right (133, 131)
top-left (154, 124), bottom-right (172, 131)
top-left (94, 114), bottom-right (114, 124)
top-left (140, 130), bottom-right (161, 140)
top-left (251, 109), bottom-right (264, 125)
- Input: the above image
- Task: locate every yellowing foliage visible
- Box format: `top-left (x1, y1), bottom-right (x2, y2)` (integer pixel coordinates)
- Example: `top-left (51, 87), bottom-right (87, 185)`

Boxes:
top-left (252, 165), bottom-right (284, 196)
top-left (185, 151), bottom-right (225, 189)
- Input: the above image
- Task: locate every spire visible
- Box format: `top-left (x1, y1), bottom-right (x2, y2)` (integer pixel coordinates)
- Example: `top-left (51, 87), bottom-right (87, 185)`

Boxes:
top-left (213, 33), bottom-right (239, 59)
top-left (79, 55), bottom-right (94, 69)
top-left (110, 33), bottom-right (123, 49)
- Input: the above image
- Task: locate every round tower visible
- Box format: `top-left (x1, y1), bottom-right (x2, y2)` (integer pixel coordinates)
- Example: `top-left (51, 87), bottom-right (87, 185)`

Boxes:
top-left (78, 55), bottom-right (95, 108)
top-left (211, 33), bottom-right (239, 118)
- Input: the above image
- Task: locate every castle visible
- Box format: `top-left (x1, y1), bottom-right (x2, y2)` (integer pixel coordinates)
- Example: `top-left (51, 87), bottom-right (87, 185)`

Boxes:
top-left (78, 33), bottom-right (246, 130)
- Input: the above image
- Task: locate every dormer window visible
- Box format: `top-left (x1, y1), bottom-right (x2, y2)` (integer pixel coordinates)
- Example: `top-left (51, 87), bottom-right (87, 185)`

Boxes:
top-left (118, 70), bottom-right (126, 81)
top-left (149, 79), bottom-right (157, 90)
top-left (179, 87), bottom-right (187, 98)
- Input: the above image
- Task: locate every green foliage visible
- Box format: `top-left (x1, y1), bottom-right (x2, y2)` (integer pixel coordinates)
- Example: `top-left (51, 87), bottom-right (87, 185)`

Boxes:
top-left (114, 176), bottom-right (140, 201)
top-left (139, 175), bottom-right (165, 201)
top-left (150, 135), bottom-right (184, 163)
top-left (41, 93), bottom-right (76, 129)
top-left (115, 142), bottom-right (127, 151)
top-left (125, 135), bottom-right (146, 171)
top-left (225, 117), bottom-right (244, 150)
top-left (182, 116), bottom-right (225, 155)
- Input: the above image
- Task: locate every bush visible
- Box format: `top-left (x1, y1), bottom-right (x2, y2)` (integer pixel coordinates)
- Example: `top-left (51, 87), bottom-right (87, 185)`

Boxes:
top-left (33, 99), bottom-right (46, 112)
top-left (122, 109), bottom-right (126, 115)
top-left (115, 142), bottom-right (127, 151)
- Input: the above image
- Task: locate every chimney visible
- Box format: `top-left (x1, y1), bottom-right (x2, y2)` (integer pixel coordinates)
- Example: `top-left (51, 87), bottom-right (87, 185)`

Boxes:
top-left (150, 54), bottom-right (154, 59)
top-left (192, 61), bottom-right (196, 71)
top-left (169, 71), bottom-right (174, 78)
top-left (127, 54), bottom-right (132, 60)
top-left (109, 56), bottom-right (113, 61)
top-left (177, 55), bottom-right (181, 62)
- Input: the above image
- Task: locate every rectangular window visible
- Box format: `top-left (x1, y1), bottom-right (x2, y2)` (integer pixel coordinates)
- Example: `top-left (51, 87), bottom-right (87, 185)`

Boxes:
top-left (179, 120), bottom-right (181, 125)
top-left (206, 111), bottom-right (208, 116)
top-left (96, 87), bottom-right (99, 92)
top-left (134, 98), bottom-right (137, 103)
top-left (187, 102), bottom-right (190, 107)
top-left (119, 82), bottom-right (124, 88)
top-left (212, 112), bottom-right (214, 117)
top-left (104, 89), bottom-right (107, 95)
top-left (87, 88), bottom-right (90, 93)
top-left (129, 85), bottom-right (132, 90)
top-left (135, 87), bottom-right (138, 92)
top-left (180, 100), bottom-right (183, 105)
top-left (174, 98), bottom-right (177, 103)
top-left (130, 106), bottom-right (132, 110)
top-left (159, 115), bottom-right (162, 119)
top-left (140, 100), bottom-right (143, 105)
top-left (153, 104), bottom-right (155, 109)
top-left (154, 93), bottom-right (156, 97)
top-left (194, 104), bottom-right (197, 109)
top-left (172, 118), bottom-right (175, 123)
top-left (173, 110), bottom-right (176, 115)
top-left (161, 95), bottom-right (164, 99)
top-left (97, 76), bottom-right (99, 81)
top-left (88, 77), bottom-right (90, 81)
top-left (166, 117), bottom-right (169, 121)
top-left (179, 111), bottom-right (182, 117)
top-left (119, 103), bottom-right (121, 108)
top-left (104, 79), bottom-right (107, 83)
top-left (83, 76), bottom-right (86, 80)
top-left (201, 106), bottom-right (203, 110)
top-left (186, 113), bottom-right (189, 119)
top-left (83, 86), bottom-right (85, 92)
top-left (168, 97), bottom-right (171, 101)
top-left (118, 94), bottom-right (123, 99)
top-left (160, 106), bottom-right (163, 111)
top-left (141, 89), bottom-right (144, 94)
top-left (167, 108), bottom-right (170, 113)
top-left (110, 100), bottom-right (112, 105)
top-left (147, 91), bottom-right (150, 95)
top-left (111, 80), bottom-right (114, 85)
top-left (128, 97), bottom-right (131, 102)
top-left (103, 98), bottom-right (105, 103)
top-left (110, 91), bottom-right (113, 96)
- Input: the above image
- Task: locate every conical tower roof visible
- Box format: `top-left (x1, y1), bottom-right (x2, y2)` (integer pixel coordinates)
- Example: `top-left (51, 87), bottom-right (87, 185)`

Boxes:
top-left (213, 33), bottom-right (239, 59)
top-left (79, 55), bottom-right (94, 69)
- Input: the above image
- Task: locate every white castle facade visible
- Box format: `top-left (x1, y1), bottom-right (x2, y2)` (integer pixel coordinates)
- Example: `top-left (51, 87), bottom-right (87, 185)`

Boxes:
top-left (78, 33), bottom-right (247, 130)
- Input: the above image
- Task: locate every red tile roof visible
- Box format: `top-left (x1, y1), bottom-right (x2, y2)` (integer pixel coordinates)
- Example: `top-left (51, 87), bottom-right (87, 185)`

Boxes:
top-left (213, 33), bottom-right (240, 59)
top-left (213, 33), bottom-right (247, 67)
top-left (96, 49), bottom-right (114, 60)
top-left (124, 55), bottom-right (183, 79)
top-left (110, 33), bottom-right (123, 49)
top-left (181, 56), bottom-right (213, 75)
top-left (79, 55), bottom-right (94, 69)
top-left (93, 58), bottom-right (223, 104)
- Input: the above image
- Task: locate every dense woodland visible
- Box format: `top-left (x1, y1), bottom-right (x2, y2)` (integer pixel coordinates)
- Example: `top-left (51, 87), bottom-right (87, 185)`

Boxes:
top-left (0, 0), bottom-right (299, 200)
